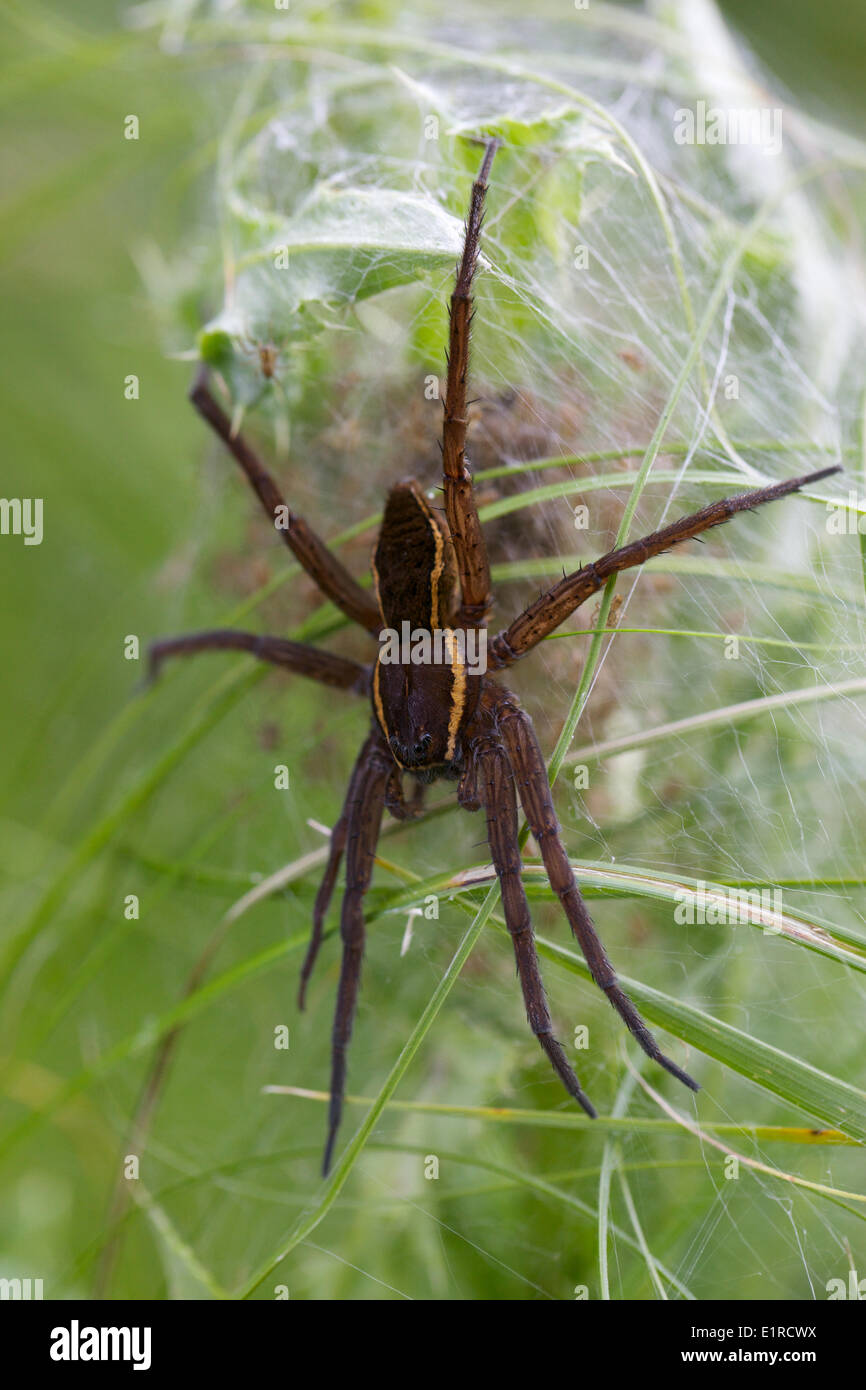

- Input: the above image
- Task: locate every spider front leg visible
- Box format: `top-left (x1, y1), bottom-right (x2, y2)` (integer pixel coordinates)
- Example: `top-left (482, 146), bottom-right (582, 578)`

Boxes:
top-left (321, 730), bottom-right (392, 1176)
top-left (487, 685), bottom-right (699, 1094)
top-left (190, 369), bottom-right (381, 635)
top-left (442, 138), bottom-right (501, 628)
top-left (488, 464), bottom-right (841, 667)
top-left (473, 732), bottom-right (596, 1116)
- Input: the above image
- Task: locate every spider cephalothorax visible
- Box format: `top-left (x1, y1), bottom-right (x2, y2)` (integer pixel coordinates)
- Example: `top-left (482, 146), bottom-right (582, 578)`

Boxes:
top-left (151, 139), bottom-right (840, 1175)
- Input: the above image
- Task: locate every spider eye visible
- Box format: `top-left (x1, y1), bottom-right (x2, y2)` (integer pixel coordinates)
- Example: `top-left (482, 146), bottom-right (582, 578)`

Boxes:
top-left (388, 731), bottom-right (434, 768)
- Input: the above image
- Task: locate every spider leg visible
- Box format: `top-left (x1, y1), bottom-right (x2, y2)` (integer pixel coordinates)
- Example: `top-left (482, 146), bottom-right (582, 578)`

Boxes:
top-left (476, 735), bottom-right (596, 1116)
top-left (489, 685), bottom-right (699, 1093)
top-left (488, 464), bottom-right (841, 668)
top-left (321, 730), bottom-right (391, 1176)
top-left (408, 778), bottom-right (427, 816)
top-left (384, 766), bottom-right (424, 821)
top-left (147, 629), bottom-right (369, 693)
top-left (457, 754), bottom-right (481, 812)
top-left (298, 810), bottom-right (348, 1012)
top-left (442, 138), bottom-right (501, 628)
top-left (190, 369), bottom-right (381, 634)
top-left (300, 730), bottom-right (399, 1009)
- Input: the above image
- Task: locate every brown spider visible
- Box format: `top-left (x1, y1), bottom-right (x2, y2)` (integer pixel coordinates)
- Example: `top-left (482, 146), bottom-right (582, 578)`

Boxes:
top-left (150, 141), bottom-right (839, 1175)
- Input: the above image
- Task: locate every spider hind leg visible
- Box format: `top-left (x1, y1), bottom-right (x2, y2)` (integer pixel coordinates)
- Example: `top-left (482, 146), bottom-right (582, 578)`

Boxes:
top-left (489, 686), bottom-right (699, 1097)
top-left (476, 735), bottom-right (597, 1117)
top-left (320, 730), bottom-right (391, 1176)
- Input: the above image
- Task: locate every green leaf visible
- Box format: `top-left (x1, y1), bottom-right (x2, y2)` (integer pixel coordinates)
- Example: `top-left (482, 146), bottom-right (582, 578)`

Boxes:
top-left (203, 185), bottom-right (466, 403)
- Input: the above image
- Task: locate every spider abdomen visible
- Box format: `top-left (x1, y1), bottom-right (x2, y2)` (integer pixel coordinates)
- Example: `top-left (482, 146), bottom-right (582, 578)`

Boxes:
top-left (371, 477), bottom-right (481, 775)
top-left (372, 479), bottom-right (457, 630)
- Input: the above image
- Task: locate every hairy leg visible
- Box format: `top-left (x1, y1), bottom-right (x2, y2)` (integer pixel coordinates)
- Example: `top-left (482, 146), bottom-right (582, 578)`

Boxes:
top-left (475, 734), bottom-right (596, 1116)
top-left (489, 465), bottom-right (840, 668)
top-left (190, 370), bottom-right (381, 634)
top-left (322, 731), bottom-right (391, 1175)
top-left (299, 812), bottom-right (348, 1013)
top-left (148, 628), bottom-right (369, 692)
top-left (442, 139), bottom-right (501, 628)
top-left (488, 685), bottom-right (699, 1092)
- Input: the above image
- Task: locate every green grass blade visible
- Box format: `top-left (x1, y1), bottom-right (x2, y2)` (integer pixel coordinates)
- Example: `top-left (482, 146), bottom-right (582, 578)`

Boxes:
top-left (235, 884), bottom-right (502, 1299)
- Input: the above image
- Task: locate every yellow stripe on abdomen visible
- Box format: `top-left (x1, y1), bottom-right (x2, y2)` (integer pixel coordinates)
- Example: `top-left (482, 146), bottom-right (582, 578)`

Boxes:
top-left (443, 628), bottom-right (466, 761)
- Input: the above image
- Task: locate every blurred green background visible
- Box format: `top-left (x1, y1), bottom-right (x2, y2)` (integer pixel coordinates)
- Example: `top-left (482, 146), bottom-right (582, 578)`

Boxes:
top-left (1, 0), bottom-right (865, 1301)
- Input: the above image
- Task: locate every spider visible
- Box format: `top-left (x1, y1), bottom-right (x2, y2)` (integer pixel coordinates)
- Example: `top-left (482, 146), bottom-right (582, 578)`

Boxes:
top-left (150, 140), bottom-right (839, 1175)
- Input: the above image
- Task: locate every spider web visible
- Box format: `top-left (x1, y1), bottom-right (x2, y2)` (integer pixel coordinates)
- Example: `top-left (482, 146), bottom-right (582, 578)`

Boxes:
top-left (122, 0), bottom-right (866, 1302)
